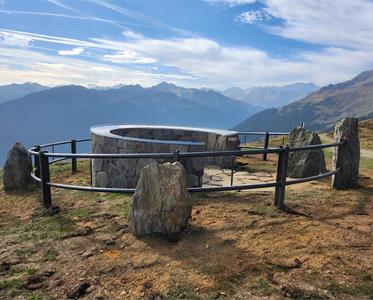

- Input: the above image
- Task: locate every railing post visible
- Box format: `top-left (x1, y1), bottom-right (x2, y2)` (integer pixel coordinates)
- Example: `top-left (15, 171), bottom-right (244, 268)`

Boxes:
top-left (274, 145), bottom-right (289, 209)
top-left (34, 145), bottom-right (41, 178)
top-left (71, 139), bottom-right (77, 173)
top-left (230, 155), bottom-right (235, 186)
top-left (39, 151), bottom-right (52, 208)
top-left (89, 159), bottom-right (93, 187)
top-left (263, 131), bottom-right (270, 161)
top-left (173, 150), bottom-right (180, 162)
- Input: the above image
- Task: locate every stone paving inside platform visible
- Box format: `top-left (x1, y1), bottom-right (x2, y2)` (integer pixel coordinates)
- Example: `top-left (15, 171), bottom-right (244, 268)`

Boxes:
top-left (203, 165), bottom-right (276, 191)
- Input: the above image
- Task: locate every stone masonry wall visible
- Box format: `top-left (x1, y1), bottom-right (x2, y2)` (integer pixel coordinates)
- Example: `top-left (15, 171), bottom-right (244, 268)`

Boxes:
top-left (91, 127), bottom-right (239, 189)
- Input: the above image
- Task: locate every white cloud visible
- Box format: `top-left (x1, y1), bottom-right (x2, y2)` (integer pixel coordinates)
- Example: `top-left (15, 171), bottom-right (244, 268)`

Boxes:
top-left (249, 0), bottom-right (373, 50)
top-left (0, 47), bottom-right (196, 87)
top-left (47, 0), bottom-right (83, 15)
top-left (0, 32), bottom-right (32, 47)
top-left (206, 0), bottom-right (257, 6)
top-left (0, 9), bottom-right (142, 30)
top-left (89, 0), bottom-right (194, 36)
top-left (236, 10), bottom-right (270, 24)
top-left (103, 50), bottom-right (157, 64)
top-left (58, 47), bottom-right (84, 56)
top-left (122, 30), bottom-right (144, 40)
top-left (92, 35), bottom-right (373, 87)
top-left (2, 9), bottom-right (373, 90)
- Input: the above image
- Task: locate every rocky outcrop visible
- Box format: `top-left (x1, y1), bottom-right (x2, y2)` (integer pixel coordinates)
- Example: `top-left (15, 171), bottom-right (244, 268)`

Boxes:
top-left (128, 162), bottom-right (192, 239)
top-left (332, 118), bottom-right (360, 188)
top-left (287, 126), bottom-right (326, 178)
top-left (3, 142), bottom-right (33, 191)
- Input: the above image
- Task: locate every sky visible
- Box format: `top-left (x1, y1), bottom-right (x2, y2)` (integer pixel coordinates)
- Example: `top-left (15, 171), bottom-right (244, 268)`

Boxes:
top-left (1, 0), bottom-right (373, 89)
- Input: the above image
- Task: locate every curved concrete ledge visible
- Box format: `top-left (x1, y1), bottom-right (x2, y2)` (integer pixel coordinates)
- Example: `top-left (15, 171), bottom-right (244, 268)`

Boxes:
top-left (91, 124), bottom-right (237, 146)
top-left (91, 124), bottom-right (240, 189)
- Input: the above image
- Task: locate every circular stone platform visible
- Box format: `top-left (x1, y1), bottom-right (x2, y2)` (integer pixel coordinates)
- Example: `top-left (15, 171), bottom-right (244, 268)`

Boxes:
top-left (91, 124), bottom-right (239, 188)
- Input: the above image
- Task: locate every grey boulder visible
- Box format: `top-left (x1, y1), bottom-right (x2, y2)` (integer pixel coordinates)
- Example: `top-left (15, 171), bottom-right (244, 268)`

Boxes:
top-left (3, 142), bottom-right (33, 191)
top-left (128, 161), bottom-right (192, 238)
top-left (287, 126), bottom-right (326, 178)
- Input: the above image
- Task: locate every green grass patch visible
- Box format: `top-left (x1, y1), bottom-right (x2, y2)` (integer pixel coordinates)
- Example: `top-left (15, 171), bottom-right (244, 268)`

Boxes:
top-left (214, 272), bottom-right (246, 295)
top-left (250, 277), bottom-right (279, 296)
top-left (236, 158), bottom-right (277, 173)
top-left (0, 278), bottom-right (23, 297)
top-left (44, 248), bottom-right (58, 261)
top-left (102, 193), bottom-right (132, 201)
top-left (26, 293), bottom-right (53, 300)
top-left (108, 200), bottom-right (131, 218)
top-left (360, 157), bottom-right (373, 171)
top-left (166, 282), bottom-right (202, 300)
top-left (23, 214), bottom-right (75, 241)
top-left (327, 280), bottom-right (373, 298)
top-left (66, 207), bottom-right (91, 219)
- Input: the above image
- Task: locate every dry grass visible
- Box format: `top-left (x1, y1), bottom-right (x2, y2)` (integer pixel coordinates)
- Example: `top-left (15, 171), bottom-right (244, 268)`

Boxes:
top-left (359, 119), bottom-right (373, 150)
top-left (0, 155), bottom-right (372, 299)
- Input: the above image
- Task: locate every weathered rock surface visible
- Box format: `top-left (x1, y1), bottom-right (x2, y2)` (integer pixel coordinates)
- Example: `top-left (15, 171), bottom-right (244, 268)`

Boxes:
top-left (332, 117), bottom-right (360, 188)
top-left (287, 126), bottom-right (326, 178)
top-left (128, 162), bottom-right (192, 237)
top-left (3, 142), bottom-right (33, 191)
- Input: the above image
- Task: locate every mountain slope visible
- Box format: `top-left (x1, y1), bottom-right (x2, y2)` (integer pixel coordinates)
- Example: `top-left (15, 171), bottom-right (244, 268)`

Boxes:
top-left (221, 87), bottom-right (249, 100)
top-left (151, 82), bottom-right (261, 114)
top-left (0, 84), bottom-right (259, 163)
top-left (234, 70), bottom-right (373, 132)
top-left (0, 82), bottom-right (48, 103)
top-left (243, 83), bottom-right (318, 108)
top-left (222, 83), bottom-right (318, 108)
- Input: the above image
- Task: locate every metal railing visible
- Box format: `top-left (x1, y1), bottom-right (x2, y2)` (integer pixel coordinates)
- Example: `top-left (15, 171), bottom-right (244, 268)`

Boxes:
top-left (28, 133), bottom-right (344, 210)
top-left (238, 131), bottom-right (288, 161)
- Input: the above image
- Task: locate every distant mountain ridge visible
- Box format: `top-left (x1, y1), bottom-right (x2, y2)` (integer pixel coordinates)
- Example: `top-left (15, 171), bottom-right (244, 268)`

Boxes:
top-left (0, 82), bottom-right (48, 103)
top-left (233, 70), bottom-right (373, 132)
top-left (0, 83), bottom-right (260, 163)
top-left (222, 83), bottom-right (319, 109)
top-left (151, 82), bottom-right (260, 113)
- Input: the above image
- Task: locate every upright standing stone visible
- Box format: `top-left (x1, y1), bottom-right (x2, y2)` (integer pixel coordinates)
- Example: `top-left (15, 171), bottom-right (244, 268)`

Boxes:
top-left (331, 118), bottom-right (360, 188)
top-left (3, 142), bottom-right (33, 191)
top-left (287, 126), bottom-right (327, 178)
top-left (128, 162), bottom-right (192, 238)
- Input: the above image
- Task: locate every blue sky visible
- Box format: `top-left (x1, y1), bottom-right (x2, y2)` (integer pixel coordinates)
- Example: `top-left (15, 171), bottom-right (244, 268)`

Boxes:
top-left (1, 0), bottom-right (373, 89)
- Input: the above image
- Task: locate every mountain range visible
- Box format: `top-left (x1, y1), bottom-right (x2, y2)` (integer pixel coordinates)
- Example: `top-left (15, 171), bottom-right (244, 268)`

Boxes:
top-left (234, 70), bottom-right (373, 132)
top-left (1, 70), bottom-right (372, 164)
top-left (0, 83), bottom-right (260, 163)
top-left (222, 82), bottom-right (319, 109)
top-left (0, 82), bottom-right (48, 104)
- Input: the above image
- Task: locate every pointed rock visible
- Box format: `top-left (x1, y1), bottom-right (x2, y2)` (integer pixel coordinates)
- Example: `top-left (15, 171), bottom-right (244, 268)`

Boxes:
top-left (287, 126), bottom-right (326, 178)
top-left (3, 142), bottom-right (33, 191)
top-left (332, 117), bottom-right (360, 188)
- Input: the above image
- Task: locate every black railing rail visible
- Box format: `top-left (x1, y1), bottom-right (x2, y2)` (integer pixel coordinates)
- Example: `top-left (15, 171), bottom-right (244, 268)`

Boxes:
top-left (28, 132), bottom-right (345, 210)
top-left (237, 130), bottom-right (289, 160)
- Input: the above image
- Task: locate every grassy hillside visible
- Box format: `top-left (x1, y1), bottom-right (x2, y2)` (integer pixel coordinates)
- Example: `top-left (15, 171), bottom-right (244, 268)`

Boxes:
top-left (359, 118), bottom-right (373, 149)
top-left (0, 154), bottom-right (372, 299)
top-left (234, 70), bottom-right (373, 132)
top-left (324, 118), bottom-right (373, 150)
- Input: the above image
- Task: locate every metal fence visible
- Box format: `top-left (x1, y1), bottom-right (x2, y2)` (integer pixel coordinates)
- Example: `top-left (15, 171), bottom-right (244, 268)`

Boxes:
top-left (28, 132), bottom-right (344, 210)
